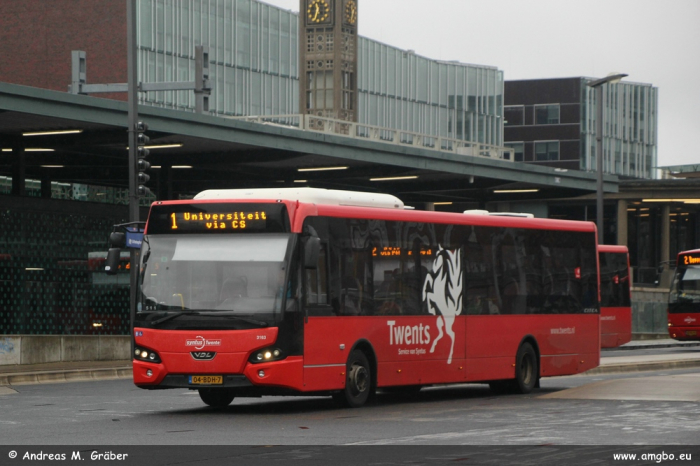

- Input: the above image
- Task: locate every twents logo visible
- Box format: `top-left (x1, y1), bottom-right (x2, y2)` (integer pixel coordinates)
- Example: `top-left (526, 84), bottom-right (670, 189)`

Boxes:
top-left (422, 246), bottom-right (463, 364)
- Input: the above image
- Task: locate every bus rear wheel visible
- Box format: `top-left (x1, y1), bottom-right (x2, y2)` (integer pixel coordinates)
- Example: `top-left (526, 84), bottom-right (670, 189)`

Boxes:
top-left (489, 342), bottom-right (538, 395)
top-left (513, 342), bottom-right (538, 394)
top-left (333, 350), bottom-right (372, 408)
top-left (198, 388), bottom-right (235, 408)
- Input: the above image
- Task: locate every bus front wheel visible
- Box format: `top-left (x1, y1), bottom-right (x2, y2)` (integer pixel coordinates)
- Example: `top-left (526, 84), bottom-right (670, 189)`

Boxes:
top-left (198, 388), bottom-right (235, 408)
top-left (333, 350), bottom-right (372, 408)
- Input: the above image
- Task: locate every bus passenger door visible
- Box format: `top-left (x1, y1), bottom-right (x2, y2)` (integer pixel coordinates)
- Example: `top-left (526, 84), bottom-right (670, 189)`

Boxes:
top-left (301, 242), bottom-right (347, 391)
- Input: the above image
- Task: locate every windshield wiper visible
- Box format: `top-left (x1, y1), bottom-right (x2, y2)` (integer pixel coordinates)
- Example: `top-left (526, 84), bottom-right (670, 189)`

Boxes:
top-left (150, 311), bottom-right (200, 326)
top-left (149, 310), bottom-right (268, 327)
top-left (208, 313), bottom-right (269, 327)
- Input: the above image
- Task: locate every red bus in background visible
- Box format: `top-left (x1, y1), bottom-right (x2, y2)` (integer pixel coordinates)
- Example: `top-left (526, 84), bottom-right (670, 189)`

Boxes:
top-left (85, 251), bottom-right (131, 334)
top-left (668, 249), bottom-right (700, 341)
top-left (130, 188), bottom-right (600, 408)
top-left (598, 245), bottom-right (632, 348)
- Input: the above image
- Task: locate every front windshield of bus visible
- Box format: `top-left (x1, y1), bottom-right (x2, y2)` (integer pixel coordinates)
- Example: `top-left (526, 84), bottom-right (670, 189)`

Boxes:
top-left (136, 233), bottom-right (293, 326)
top-left (669, 265), bottom-right (700, 307)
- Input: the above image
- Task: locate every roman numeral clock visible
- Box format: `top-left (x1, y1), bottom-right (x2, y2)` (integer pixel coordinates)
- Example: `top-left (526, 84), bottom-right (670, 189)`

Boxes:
top-left (299, 0), bottom-right (358, 125)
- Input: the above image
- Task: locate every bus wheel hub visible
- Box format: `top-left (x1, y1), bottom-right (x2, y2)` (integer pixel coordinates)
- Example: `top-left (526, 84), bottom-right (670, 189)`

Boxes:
top-left (349, 364), bottom-right (368, 395)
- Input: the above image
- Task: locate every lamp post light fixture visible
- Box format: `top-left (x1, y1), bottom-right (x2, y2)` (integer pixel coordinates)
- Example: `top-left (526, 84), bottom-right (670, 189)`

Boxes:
top-left (587, 73), bottom-right (628, 244)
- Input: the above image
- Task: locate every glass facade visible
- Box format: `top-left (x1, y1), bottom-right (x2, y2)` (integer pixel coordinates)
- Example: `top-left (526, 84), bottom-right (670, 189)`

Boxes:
top-left (627, 203), bottom-right (700, 285)
top-left (504, 78), bottom-right (658, 179)
top-left (582, 80), bottom-right (658, 178)
top-left (357, 42), bottom-right (503, 147)
top-left (0, 205), bottom-right (131, 335)
top-left (137, 0), bottom-right (504, 147)
top-left (138, 0), bottom-right (299, 116)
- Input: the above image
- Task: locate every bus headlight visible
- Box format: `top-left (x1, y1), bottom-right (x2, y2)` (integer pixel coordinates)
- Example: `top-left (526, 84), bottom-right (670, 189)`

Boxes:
top-left (134, 346), bottom-right (161, 363)
top-left (249, 348), bottom-right (284, 364)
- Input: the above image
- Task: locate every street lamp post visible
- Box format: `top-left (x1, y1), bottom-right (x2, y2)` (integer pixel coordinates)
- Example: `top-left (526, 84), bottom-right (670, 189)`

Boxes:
top-left (587, 73), bottom-right (627, 244)
top-left (127, 0), bottom-right (139, 356)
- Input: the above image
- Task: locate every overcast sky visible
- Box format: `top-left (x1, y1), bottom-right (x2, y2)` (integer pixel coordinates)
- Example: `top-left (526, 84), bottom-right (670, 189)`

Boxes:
top-left (262, 0), bottom-right (699, 169)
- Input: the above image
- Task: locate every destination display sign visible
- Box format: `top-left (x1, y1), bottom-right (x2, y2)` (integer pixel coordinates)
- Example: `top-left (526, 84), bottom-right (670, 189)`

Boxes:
top-left (147, 203), bottom-right (289, 234)
top-left (372, 246), bottom-right (434, 257)
top-left (680, 252), bottom-right (700, 266)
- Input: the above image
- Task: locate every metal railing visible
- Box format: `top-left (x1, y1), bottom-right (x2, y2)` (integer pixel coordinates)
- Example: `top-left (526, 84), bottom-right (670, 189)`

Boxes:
top-left (231, 114), bottom-right (514, 162)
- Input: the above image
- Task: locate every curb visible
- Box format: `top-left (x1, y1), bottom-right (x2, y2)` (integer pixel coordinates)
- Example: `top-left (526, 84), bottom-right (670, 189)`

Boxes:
top-left (605, 342), bottom-right (700, 351)
top-left (585, 358), bottom-right (700, 375)
top-left (0, 367), bottom-right (132, 387)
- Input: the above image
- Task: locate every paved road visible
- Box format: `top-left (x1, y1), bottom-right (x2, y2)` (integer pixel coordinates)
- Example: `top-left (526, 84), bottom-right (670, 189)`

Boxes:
top-left (2, 341), bottom-right (698, 465)
top-left (2, 366), bottom-right (700, 445)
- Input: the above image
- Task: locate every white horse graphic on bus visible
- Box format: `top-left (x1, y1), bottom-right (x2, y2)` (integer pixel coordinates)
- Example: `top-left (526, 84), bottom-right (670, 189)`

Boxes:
top-left (422, 246), bottom-right (463, 364)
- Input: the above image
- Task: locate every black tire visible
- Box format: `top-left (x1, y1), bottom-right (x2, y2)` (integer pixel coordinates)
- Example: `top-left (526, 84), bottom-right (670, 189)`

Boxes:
top-left (513, 342), bottom-right (538, 394)
top-left (488, 342), bottom-right (538, 395)
top-left (333, 350), bottom-right (372, 408)
top-left (198, 388), bottom-right (235, 408)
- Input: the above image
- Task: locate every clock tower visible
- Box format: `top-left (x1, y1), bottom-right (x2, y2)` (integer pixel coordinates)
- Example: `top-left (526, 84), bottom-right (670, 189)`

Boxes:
top-left (299, 0), bottom-right (358, 124)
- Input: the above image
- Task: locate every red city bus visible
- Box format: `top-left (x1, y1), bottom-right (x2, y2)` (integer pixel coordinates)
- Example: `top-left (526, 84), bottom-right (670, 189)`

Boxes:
top-left (598, 245), bottom-right (632, 348)
top-left (668, 248), bottom-right (700, 341)
top-left (131, 188), bottom-right (600, 408)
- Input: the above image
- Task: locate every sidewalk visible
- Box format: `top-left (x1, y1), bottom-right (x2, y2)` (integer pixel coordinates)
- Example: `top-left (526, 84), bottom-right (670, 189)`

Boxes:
top-left (0, 360), bottom-right (132, 386)
top-left (607, 338), bottom-right (700, 351)
top-left (589, 338), bottom-right (700, 375)
top-left (1, 340), bottom-right (699, 387)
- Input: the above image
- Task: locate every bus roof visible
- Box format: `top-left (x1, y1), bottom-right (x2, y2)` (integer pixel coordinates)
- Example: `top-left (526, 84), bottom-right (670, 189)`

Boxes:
top-left (195, 188), bottom-right (404, 210)
top-left (150, 188), bottom-right (597, 235)
top-left (309, 203), bottom-right (597, 233)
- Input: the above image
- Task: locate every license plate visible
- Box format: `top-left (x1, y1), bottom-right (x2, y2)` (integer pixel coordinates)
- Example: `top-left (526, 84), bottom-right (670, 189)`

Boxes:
top-left (189, 375), bottom-right (223, 385)
top-left (686, 331), bottom-right (697, 336)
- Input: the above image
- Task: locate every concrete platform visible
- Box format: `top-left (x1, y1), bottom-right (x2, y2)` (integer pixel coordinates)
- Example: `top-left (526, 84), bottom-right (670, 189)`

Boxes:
top-left (591, 351), bottom-right (700, 375)
top-left (0, 360), bottom-right (131, 386)
top-left (541, 373), bottom-right (700, 402)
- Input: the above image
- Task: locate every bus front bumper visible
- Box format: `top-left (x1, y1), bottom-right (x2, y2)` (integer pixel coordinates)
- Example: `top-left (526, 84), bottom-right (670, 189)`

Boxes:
top-left (133, 357), bottom-right (304, 391)
top-left (668, 326), bottom-right (700, 340)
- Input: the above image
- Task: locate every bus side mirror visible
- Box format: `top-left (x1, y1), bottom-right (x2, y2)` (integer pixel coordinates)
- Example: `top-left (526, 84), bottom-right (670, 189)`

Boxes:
top-left (105, 248), bottom-right (122, 275)
top-left (303, 236), bottom-right (320, 269)
top-left (109, 231), bottom-right (126, 248)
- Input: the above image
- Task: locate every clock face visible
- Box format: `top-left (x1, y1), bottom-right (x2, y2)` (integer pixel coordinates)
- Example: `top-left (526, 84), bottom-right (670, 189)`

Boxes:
top-left (344, 0), bottom-right (357, 25)
top-left (307, 0), bottom-right (330, 24)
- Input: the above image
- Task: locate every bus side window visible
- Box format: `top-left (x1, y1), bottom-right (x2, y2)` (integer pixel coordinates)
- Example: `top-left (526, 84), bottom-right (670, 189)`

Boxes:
top-left (306, 244), bottom-right (332, 315)
top-left (340, 275), bottom-right (363, 315)
top-left (463, 226), bottom-right (499, 315)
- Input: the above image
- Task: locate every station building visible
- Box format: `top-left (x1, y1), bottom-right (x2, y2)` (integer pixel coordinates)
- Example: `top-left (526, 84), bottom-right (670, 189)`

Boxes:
top-left (504, 77), bottom-right (658, 179)
top-left (501, 78), bottom-right (698, 286)
top-left (0, 0), bottom-right (690, 340)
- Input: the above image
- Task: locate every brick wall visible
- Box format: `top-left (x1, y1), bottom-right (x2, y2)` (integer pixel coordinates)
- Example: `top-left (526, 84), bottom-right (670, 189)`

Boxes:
top-left (0, 0), bottom-right (127, 100)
